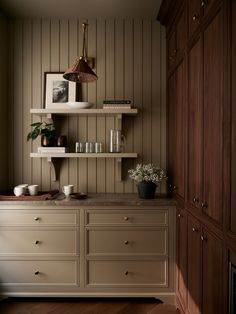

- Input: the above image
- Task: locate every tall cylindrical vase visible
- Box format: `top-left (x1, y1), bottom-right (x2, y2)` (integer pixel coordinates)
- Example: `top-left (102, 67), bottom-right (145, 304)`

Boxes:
top-left (137, 181), bottom-right (157, 199)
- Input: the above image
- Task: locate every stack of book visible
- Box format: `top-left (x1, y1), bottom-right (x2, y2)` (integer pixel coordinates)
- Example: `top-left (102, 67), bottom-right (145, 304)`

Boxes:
top-left (38, 147), bottom-right (68, 153)
top-left (103, 100), bottom-right (132, 109)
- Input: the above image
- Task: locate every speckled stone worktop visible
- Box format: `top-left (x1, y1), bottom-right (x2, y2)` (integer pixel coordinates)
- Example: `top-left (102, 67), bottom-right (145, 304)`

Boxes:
top-left (0, 193), bottom-right (176, 207)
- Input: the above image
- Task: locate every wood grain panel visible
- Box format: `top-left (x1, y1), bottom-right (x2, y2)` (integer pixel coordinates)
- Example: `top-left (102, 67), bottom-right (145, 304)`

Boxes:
top-left (9, 18), bottom-right (166, 194)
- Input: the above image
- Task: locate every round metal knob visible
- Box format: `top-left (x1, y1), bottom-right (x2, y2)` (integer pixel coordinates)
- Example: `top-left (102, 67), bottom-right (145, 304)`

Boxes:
top-left (124, 240), bottom-right (129, 245)
top-left (201, 235), bottom-right (207, 242)
top-left (124, 271), bottom-right (129, 276)
top-left (34, 240), bottom-right (39, 245)
top-left (34, 270), bottom-right (39, 275)
top-left (201, 0), bottom-right (208, 7)
top-left (124, 216), bottom-right (129, 221)
top-left (192, 14), bottom-right (199, 21)
top-left (192, 227), bottom-right (198, 232)
top-left (34, 217), bottom-right (39, 221)
top-left (173, 185), bottom-right (178, 191)
top-left (177, 213), bottom-right (182, 218)
top-left (193, 197), bottom-right (199, 203)
top-left (201, 202), bottom-right (208, 209)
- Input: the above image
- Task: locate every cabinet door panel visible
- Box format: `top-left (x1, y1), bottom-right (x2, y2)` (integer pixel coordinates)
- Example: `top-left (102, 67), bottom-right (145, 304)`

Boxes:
top-left (202, 228), bottom-right (223, 314)
top-left (167, 73), bottom-right (176, 189)
top-left (187, 214), bottom-right (201, 314)
top-left (231, 0), bottom-right (236, 234)
top-left (188, 38), bottom-right (202, 209)
top-left (175, 61), bottom-right (185, 199)
top-left (189, 0), bottom-right (201, 37)
top-left (203, 10), bottom-right (223, 224)
top-left (176, 208), bottom-right (187, 309)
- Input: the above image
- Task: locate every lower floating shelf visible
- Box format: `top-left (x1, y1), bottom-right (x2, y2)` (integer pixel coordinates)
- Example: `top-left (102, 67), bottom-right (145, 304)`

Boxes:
top-left (30, 153), bottom-right (138, 181)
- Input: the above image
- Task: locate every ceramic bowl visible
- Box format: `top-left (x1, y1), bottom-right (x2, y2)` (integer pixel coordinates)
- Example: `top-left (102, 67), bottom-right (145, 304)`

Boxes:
top-left (66, 102), bottom-right (93, 109)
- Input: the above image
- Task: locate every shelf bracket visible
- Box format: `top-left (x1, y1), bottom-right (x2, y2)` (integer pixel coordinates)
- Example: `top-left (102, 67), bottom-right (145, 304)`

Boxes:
top-left (116, 157), bottom-right (122, 181)
top-left (47, 157), bottom-right (57, 181)
top-left (46, 113), bottom-right (53, 122)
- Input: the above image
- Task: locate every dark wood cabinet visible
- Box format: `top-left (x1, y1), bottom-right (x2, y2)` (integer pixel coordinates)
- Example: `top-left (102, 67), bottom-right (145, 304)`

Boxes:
top-left (176, 208), bottom-right (187, 310)
top-left (187, 214), bottom-right (201, 314)
top-left (187, 213), bottom-right (223, 314)
top-left (167, 60), bottom-right (186, 201)
top-left (187, 37), bottom-right (202, 210)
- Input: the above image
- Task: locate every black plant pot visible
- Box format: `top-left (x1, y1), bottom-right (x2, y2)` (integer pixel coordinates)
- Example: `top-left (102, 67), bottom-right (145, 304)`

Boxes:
top-left (137, 181), bottom-right (157, 199)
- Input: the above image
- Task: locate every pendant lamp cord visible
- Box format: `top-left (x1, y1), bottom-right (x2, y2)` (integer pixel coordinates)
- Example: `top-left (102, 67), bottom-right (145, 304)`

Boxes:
top-left (82, 23), bottom-right (88, 61)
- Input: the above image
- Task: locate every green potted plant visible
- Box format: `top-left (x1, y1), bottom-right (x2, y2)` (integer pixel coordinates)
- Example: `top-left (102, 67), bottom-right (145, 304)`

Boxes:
top-left (27, 122), bottom-right (58, 146)
top-left (128, 163), bottom-right (167, 199)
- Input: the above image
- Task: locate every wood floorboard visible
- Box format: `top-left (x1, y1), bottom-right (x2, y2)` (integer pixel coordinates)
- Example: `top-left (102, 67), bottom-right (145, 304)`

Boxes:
top-left (0, 298), bottom-right (179, 314)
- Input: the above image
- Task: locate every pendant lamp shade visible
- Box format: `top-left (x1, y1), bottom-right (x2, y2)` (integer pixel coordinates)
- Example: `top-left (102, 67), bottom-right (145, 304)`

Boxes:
top-left (63, 23), bottom-right (98, 83)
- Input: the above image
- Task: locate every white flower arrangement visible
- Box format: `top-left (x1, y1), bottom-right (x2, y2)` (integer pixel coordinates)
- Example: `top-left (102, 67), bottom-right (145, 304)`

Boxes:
top-left (128, 163), bottom-right (167, 183)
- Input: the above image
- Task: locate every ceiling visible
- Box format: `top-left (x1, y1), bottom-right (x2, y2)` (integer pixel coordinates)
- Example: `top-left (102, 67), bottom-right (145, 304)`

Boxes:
top-left (0, 0), bottom-right (162, 19)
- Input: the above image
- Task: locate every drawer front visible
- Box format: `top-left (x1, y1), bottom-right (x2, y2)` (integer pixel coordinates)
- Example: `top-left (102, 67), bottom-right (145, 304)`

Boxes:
top-left (0, 210), bottom-right (77, 226)
top-left (0, 260), bottom-right (77, 284)
top-left (87, 260), bottom-right (167, 286)
top-left (86, 210), bottom-right (168, 226)
top-left (0, 230), bottom-right (76, 254)
top-left (87, 229), bottom-right (167, 255)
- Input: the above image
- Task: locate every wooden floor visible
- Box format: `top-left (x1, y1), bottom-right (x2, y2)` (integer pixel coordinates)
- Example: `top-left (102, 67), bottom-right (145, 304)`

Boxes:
top-left (0, 298), bottom-right (179, 314)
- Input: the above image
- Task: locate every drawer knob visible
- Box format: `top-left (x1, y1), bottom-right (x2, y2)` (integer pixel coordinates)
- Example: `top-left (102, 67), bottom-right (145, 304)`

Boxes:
top-left (192, 14), bottom-right (199, 21)
top-left (124, 271), bottom-right (129, 276)
top-left (34, 270), bottom-right (40, 275)
top-left (34, 217), bottom-right (40, 221)
top-left (201, 235), bottom-right (207, 242)
top-left (177, 213), bottom-right (182, 218)
top-left (201, 0), bottom-right (208, 7)
top-left (192, 227), bottom-right (198, 233)
top-left (34, 240), bottom-right (39, 245)
top-left (193, 197), bottom-right (199, 203)
top-left (124, 240), bottom-right (129, 245)
top-left (124, 216), bottom-right (129, 221)
top-left (201, 202), bottom-right (208, 209)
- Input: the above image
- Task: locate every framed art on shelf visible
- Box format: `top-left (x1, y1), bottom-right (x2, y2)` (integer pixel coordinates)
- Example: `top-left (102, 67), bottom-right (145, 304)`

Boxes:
top-left (44, 72), bottom-right (76, 109)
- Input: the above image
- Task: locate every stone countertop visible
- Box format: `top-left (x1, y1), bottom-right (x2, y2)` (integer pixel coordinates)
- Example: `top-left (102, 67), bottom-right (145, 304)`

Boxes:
top-left (0, 193), bottom-right (176, 207)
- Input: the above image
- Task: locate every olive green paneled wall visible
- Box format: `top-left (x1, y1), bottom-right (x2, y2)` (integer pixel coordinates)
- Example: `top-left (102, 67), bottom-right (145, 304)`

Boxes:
top-left (9, 19), bottom-right (166, 193)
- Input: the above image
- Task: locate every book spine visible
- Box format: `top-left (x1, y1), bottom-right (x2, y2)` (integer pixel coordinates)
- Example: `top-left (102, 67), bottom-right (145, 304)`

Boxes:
top-left (103, 104), bottom-right (131, 108)
top-left (103, 100), bottom-right (131, 104)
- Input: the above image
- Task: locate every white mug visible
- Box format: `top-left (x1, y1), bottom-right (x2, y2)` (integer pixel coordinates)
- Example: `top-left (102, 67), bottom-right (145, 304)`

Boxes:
top-left (13, 186), bottom-right (25, 197)
top-left (62, 185), bottom-right (74, 196)
top-left (28, 184), bottom-right (39, 196)
top-left (17, 184), bottom-right (28, 195)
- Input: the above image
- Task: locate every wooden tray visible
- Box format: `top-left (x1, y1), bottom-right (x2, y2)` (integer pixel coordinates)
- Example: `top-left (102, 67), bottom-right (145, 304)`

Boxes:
top-left (0, 190), bottom-right (59, 201)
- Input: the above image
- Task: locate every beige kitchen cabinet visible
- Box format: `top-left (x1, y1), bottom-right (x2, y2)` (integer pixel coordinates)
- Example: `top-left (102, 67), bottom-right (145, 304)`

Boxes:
top-left (0, 200), bottom-right (175, 302)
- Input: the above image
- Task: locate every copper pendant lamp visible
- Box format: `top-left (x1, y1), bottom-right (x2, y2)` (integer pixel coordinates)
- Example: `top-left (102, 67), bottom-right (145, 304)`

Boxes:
top-left (63, 23), bottom-right (98, 83)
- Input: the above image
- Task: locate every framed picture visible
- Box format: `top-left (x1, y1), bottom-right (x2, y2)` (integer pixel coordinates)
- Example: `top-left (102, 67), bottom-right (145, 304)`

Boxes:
top-left (44, 72), bottom-right (76, 109)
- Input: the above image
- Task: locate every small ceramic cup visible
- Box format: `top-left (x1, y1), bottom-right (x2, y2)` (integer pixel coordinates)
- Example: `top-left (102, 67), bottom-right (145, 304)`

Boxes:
top-left (13, 186), bottom-right (25, 196)
top-left (16, 184), bottom-right (28, 195)
top-left (62, 185), bottom-right (74, 197)
top-left (28, 184), bottom-right (39, 196)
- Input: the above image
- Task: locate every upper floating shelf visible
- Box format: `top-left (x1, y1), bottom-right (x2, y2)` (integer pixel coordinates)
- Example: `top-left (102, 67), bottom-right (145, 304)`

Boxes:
top-left (30, 108), bottom-right (138, 116)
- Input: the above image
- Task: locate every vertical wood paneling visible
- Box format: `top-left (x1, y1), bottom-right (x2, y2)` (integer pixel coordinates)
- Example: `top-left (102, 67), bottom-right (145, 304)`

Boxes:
top-left (22, 20), bottom-right (32, 185)
top-left (10, 18), bottom-right (166, 194)
top-left (68, 19), bottom-right (78, 191)
top-left (105, 20), bottom-right (115, 193)
top-left (13, 20), bottom-right (23, 185)
top-left (32, 20), bottom-right (42, 188)
top-left (96, 20), bottom-right (106, 193)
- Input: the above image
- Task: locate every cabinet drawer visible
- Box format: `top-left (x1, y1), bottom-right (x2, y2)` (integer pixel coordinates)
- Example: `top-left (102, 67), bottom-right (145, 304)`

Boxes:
top-left (86, 210), bottom-right (167, 226)
top-left (0, 210), bottom-right (77, 226)
top-left (87, 229), bottom-right (167, 255)
top-left (0, 260), bottom-right (77, 284)
top-left (0, 230), bottom-right (77, 254)
top-left (87, 260), bottom-right (167, 286)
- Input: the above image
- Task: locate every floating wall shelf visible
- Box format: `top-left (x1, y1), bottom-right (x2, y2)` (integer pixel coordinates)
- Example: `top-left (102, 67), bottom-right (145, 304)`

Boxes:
top-left (30, 108), bottom-right (138, 181)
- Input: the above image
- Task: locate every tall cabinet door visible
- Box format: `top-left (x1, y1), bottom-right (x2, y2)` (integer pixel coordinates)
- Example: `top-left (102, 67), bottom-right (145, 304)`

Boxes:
top-left (202, 228), bottom-right (223, 314)
top-left (187, 214), bottom-right (202, 314)
top-left (203, 9), bottom-right (223, 225)
top-left (167, 73), bottom-right (176, 190)
top-left (175, 60), bottom-right (185, 199)
top-left (176, 207), bottom-right (187, 309)
top-left (187, 38), bottom-right (202, 209)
